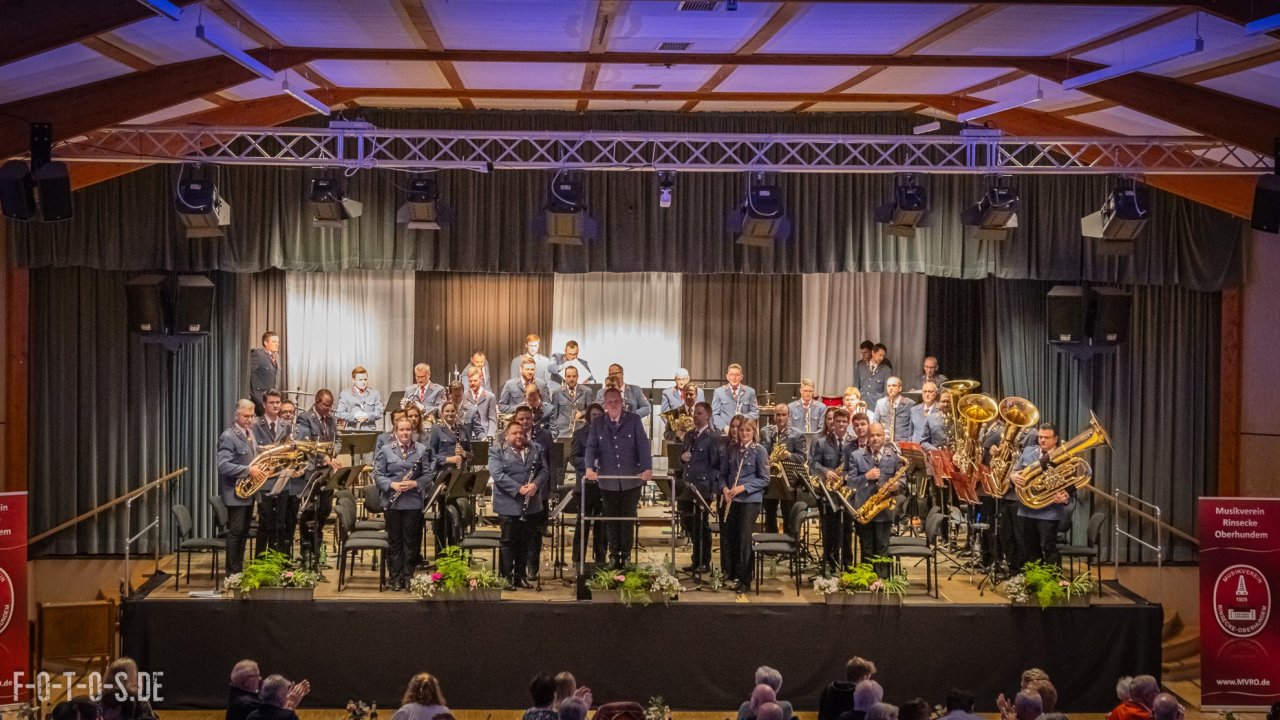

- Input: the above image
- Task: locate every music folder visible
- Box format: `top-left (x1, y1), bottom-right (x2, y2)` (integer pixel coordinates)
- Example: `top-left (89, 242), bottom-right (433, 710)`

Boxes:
top-left (548, 488), bottom-right (576, 521)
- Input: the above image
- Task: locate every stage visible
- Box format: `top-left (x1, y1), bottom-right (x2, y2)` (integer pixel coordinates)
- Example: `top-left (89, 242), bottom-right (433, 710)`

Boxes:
top-left (122, 560), bottom-right (1162, 713)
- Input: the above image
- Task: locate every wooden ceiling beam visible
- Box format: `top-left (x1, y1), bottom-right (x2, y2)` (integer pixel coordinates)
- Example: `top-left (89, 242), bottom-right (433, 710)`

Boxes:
top-left (579, 1), bottom-right (624, 113)
top-left (392, 0), bottom-right (475, 110)
top-left (0, 0), bottom-right (200, 65)
top-left (78, 36), bottom-right (156, 72)
top-left (683, 2), bottom-right (805, 111)
top-left (344, 86), bottom-right (954, 104)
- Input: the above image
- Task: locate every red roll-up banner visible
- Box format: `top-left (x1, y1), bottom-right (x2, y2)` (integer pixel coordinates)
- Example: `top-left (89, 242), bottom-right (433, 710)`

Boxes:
top-left (0, 492), bottom-right (28, 704)
top-left (1200, 496), bottom-right (1280, 710)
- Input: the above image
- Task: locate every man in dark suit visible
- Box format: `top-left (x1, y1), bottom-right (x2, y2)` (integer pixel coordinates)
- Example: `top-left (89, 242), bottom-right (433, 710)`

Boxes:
top-left (679, 402), bottom-right (720, 573)
top-left (217, 399), bottom-right (266, 574)
top-left (1011, 422), bottom-right (1074, 569)
top-left (489, 420), bottom-right (549, 588)
top-left (294, 390), bottom-right (343, 570)
top-left (810, 408), bottom-right (852, 573)
top-left (761, 402), bottom-right (807, 535)
top-left (848, 422), bottom-right (904, 563)
top-left (252, 390), bottom-right (295, 556)
top-left (249, 331), bottom-right (280, 415)
top-left (585, 387), bottom-right (653, 568)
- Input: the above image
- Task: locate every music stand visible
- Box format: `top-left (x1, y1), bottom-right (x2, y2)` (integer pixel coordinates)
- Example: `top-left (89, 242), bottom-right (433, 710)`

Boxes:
top-left (386, 390), bottom-right (406, 410)
top-left (339, 431), bottom-right (379, 465)
top-left (774, 382), bottom-right (800, 403)
top-left (470, 440), bottom-right (490, 468)
top-left (299, 465), bottom-right (349, 577)
top-left (548, 486), bottom-right (576, 583)
top-left (676, 478), bottom-right (715, 588)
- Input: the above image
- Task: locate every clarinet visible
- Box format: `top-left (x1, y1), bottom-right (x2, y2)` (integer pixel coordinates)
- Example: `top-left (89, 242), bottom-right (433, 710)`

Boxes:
top-left (386, 454), bottom-right (419, 508)
top-left (518, 462), bottom-right (533, 520)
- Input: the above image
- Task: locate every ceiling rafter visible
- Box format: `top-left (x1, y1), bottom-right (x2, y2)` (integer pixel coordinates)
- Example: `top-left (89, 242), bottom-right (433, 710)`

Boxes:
top-left (0, 0), bottom-right (201, 65)
top-left (391, 0), bottom-right (474, 110)
top-left (790, 3), bottom-right (1004, 113)
top-left (341, 86), bottom-right (953, 104)
top-left (680, 2), bottom-right (806, 112)
top-left (578, 1), bottom-right (624, 113)
top-left (78, 36), bottom-right (156, 72)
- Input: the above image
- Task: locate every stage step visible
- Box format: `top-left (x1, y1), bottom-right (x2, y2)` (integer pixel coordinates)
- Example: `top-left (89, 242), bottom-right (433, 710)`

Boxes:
top-left (1165, 680), bottom-right (1202, 710)
top-left (1163, 629), bottom-right (1200, 662)
top-left (1162, 656), bottom-right (1201, 682)
top-left (1161, 610), bottom-right (1184, 640)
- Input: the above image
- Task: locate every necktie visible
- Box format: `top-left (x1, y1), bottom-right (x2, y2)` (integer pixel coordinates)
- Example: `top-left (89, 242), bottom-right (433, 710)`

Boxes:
top-left (270, 352), bottom-right (277, 367)
top-left (419, 386), bottom-right (426, 403)
top-left (270, 421), bottom-right (276, 436)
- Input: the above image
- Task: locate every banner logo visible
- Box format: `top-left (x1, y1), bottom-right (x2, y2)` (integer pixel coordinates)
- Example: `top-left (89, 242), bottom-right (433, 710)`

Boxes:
top-left (1214, 564), bottom-right (1271, 638)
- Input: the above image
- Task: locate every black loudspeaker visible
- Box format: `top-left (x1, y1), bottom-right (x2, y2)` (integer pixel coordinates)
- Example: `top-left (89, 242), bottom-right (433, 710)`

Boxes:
top-left (1090, 287), bottom-right (1131, 345)
top-left (1046, 286), bottom-right (1085, 344)
top-left (1253, 174), bottom-right (1280, 234)
top-left (173, 275), bottom-right (215, 334)
top-left (125, 275), bottom-right (169, 334)
top-left (0, 160), bottom-right (35, 221)
top-left (33, 162), bottom-right (73, 221)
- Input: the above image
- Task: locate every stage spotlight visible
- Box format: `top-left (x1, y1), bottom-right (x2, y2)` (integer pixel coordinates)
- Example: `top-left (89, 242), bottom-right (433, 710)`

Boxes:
top-left (397, 176), bottom-right (452, 231)
top-left (1252, 139), bottom-right (1280, 234)
top-left (731, 172), bottom-right (790, 247)
top-left (309, 177), bottom-right (362, 228)
top-left (1081, 178), bottom-right (1149, 248)
top-left (0, 160), bottom-right (36, 221)
top-left (961, 175), bottom-right (1019, 241)
top-left (657, 170), bottom-right (676, 209)
top-left (544, 171), bottom-right (597, 245)
top-left (875, 173), bottom-right (930, 239)
top-left (176, 177), bottom-right (232, 238)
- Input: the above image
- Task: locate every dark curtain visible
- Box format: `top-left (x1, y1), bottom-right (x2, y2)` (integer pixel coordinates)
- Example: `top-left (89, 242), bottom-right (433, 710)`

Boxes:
top-left (925, 276), bottom-right (983, 380)
top-left (7, 111), bottom-right (1243, 290)
top-left (413, 272), bottom-right (554, 386)
top-left (979, 279), bottom-right (1218, 560)
top-left (681, 274), bottom-right (802, 396)
top-left (29, 268), bottom-right (243, 555)
top-left (245, 269), bottom-right (288, 391)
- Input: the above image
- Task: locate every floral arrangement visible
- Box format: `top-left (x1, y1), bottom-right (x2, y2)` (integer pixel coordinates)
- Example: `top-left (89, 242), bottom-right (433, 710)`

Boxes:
top-left (645, 696), bottom-right (671, 720)
top-left (999, 560), bottom-right (1093, 608)
top-left (409, 545), bottom-right (508, 598)
top-left (587, 561), bottom-right (682, 605)
top-left (224, 550), bottom-right (318, 596)
top-left (812, 557), bottom-right (908, 597)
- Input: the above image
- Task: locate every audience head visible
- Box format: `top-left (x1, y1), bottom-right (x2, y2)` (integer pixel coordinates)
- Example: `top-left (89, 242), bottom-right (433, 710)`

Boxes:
top-left (757, 703), bottom-right (785, 720)
top-left (750, 684), bottom-right (776, 711)
top-left (106, 657), bottom-right (141, 694)
top-left (1129, 675), bottom-right (1159, 708)
top-left (1269, 701), bottom-right (1280, 720)
top-left (51, 698), bottom-right (98, 720)
top-left (755, 666), bottom-right (783, 693)
top-left (846, 656), bottom-right (877, 683)
top-left (866, 703), bottom-right (898, 720)
top-left (1115, 676), bottom-right (1133, 702)
top-left (558, 698), bottom-right (589, 720)
top-left (945, 688), bottom-right (975, 714)
top-left (530, 672), bottom-right (557, 708)
top-left (1152, 693), bottom-right (1183, 720)
top-left (553, 672), bottom-right (578, 709)
top-left (402, 672), bottom-right (446, 707)
top-left (898, 699), bottom-right (930, 720)
top-left (1013, 691), bottom-right (1042, 720)
top-left (230, 659), bottom-right (262, 693)
top-left (1020, 668), bottom-right (1050, 689)
top-left (260, 675), bottom-right (292, 708)
top-left (1028, 680), bottom-right (1058, 713)
top-left (853, 680), bottom-right (884, 711)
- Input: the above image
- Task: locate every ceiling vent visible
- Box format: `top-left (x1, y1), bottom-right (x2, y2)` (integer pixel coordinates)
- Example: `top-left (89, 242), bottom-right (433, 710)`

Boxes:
top-left (657, 41), bottom-right (694, 51)
top-left (677, 1), bottom-right (719, 10)
top-left (633, 83), bottom-right (663, 90)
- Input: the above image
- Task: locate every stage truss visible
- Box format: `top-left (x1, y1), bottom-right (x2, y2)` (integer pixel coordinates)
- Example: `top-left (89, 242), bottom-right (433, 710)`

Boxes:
top-left (53, 124), bottom-right (1274, 175)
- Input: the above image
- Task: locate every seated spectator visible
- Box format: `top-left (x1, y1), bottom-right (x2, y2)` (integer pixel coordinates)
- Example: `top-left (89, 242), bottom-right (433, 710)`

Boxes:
top-left (1012, 690), bottom-right (1042, 720)
top-left (1269, 701), bottom-right (1280, 720)
top-left (1021, 669), bottom-right (1050, 689)
top-left (104, 657), bottom-right (158, 720)
top-left (558, 698), bottom-right (589, 720)
top-left (523, 672), bottom-right (559, 720)
top-left (228, 660), bottom-right (264, 720)
top-left (1151, 694), bottom-right (1184, 720)
top-left (941, 688), bottom-right (982, 720)
top-left (898, 699), bottom-right (930, 720)
top-left (246, 676), bottom-right (301, 720)
top-left (391, 672), bottom-right (450, 720)
top-left (1116, 677), bottom-right (1133, 703)
top-left (51, 698), bottom-right (99, 720)
top-left (839, 680), bottom-right (885, 720)
top-left (820, 657), bottom-right (877, 720)
top-left (758, 704), bottom-right (785, 720)
top-left (738, 667), bottom-right (794, 720)
top-left (1108, 675), bottom-right (1157, 720)
top-left (746, 685), bottom-right (777, 720)
top-left (553, 672), bottom-right (592, 712)
top-left (866, 704), bottom-right (898, 720)
top-left (1029, 680), bottom-right (1058, 713)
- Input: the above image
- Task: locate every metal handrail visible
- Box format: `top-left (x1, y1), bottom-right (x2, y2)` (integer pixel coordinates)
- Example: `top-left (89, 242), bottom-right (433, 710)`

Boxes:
top-left (1082, 485), bottom-right (1197, 547)
top-left (1112, 488), bottom-right (1164, 602)
top-left (29, 468), bottom-right (187, 545)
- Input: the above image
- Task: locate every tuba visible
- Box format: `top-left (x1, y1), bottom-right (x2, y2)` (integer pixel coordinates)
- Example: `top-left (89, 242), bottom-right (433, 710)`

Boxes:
top-left (952, 392), bottom-right (998, 477)
top-left (853, 459), bottom-right (909, 524)
top-left (662, 408), bottom-right (694, 436)
top-left (1016, 412), bottom-right (1112, 509)
top-left (985, 397), bottom-right (1040, 497)
top-left (237, 440), bottom-right (333, 499)
top-left (768, 432), bottom-right (793, 494)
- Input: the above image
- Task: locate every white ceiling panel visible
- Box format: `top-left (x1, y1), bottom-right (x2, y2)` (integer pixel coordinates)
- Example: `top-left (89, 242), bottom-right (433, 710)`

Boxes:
top-left (454, 61), bottom-right (584, 90)
top-left (763, 3), bottom-right (970, 54)
top-left (309, 60), bottom-right (449, 89)
top-left (220, 74), bottom-right (319, 102)
top-left (803, 101), bottom-right (917, 112)
top-left (426, 0), bottom-right (594, 52)
top-left (692, 100), bottom-right (799, 112)
top-left (585, 100), bottom-right (687, 111)
top-left (1198, 60), bottom-right (1280, 108)
top-left (849, 66), bottom-right (1009, 94)
top-left (124, 98), bottom-right (219, 125)
top-left (608, 2), bottom-right (779, 53)
top-left (919, 5), bottom-right (1170, 56)
top-left (717, 65), bottom-right (866, 93)
top-left (356, 96), bottom-right (462, 109)
top-left (595, 64), bottom-right (718, 92)
top-left (1070, 106), bottom-right (1200, 136)
top-left (234, 0), bottom-right (423, 48)
top-left (0, 44), bottom-right (134, 105)
top-left (1076, 13), bottom-right (1278, 79)
top-left (473, 98), bottom-right (578, 110)
top-left (974, 74), bottom-right (1098, 113)
top-left (103, 9), bottom-right (252, 65)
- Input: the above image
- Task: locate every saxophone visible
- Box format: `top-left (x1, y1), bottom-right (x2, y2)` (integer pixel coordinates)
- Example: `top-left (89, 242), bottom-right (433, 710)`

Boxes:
top-left (768, 429), bottom-right (792, 493)
top-left (853, 455), bottom-right (909, 524)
